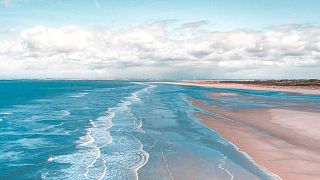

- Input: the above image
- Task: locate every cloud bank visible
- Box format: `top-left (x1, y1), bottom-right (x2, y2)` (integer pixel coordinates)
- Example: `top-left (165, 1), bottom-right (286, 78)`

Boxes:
top-left (0, 23), bottom-right (319, 79)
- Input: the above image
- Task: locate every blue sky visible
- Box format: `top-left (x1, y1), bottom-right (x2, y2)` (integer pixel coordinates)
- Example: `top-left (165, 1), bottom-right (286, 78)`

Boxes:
top-left (1, 0), bottom-right (320, 31)
top-left (0, 0), bottom-right (319, 79)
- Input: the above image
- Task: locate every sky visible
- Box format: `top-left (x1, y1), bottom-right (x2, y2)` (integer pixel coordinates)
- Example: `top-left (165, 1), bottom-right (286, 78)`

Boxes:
top-left (0, 0), bottom-right (320, 79)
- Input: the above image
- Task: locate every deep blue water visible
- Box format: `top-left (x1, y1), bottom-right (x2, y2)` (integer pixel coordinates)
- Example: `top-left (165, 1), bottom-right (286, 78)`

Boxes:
top-left (1, 81), bottom-right (319, 179)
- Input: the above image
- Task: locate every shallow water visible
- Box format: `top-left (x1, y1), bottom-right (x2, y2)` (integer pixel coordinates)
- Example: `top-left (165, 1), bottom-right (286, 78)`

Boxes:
top-left (1, 81), bottom-right (319, 179)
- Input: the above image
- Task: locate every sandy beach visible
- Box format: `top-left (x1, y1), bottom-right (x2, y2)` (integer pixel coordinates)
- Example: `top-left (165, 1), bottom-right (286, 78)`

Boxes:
top-left (191, 98), bottom-right (320, 180)
top-left (159, 81), bottom-right (320, 95)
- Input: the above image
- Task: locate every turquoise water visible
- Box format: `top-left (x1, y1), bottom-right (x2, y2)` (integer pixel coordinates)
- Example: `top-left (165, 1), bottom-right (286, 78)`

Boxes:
top-left (1, 81), bottom-right (319, 179)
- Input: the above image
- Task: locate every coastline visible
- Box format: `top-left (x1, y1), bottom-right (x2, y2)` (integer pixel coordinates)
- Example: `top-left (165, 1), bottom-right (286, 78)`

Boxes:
top-left (191, 98), bottom-right (320, 180)
top-left (157, 81), bottom-right (320, 95)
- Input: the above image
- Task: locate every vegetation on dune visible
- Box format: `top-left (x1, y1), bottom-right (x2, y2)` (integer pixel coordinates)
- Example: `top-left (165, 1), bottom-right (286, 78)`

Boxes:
top-left (221, 79), bottom-right (320, 87)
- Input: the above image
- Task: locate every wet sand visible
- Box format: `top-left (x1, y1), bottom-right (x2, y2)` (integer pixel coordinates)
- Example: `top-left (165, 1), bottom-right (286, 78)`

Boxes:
top-left (159, 81), bottom-right (320, 95)
top-left (191, 99), bottom-right (320, 180)
top-left (208, 92), bottom-right (240, 98)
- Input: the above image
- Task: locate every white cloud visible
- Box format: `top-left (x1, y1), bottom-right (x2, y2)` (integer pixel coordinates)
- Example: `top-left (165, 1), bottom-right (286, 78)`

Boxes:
top-left (0, 23), bottom-right (319, 79)
top-left (20, 26), bottom-right (93, 52)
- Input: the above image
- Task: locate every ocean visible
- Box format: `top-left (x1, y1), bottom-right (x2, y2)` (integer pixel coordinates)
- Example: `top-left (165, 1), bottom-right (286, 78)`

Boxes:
top-left (1, 80), bottom-right (319, 179)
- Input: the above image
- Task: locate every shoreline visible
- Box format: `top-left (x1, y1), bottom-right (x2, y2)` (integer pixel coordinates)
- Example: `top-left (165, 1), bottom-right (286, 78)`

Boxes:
top-left (191, 98), bottom-right (320, 180)
top-left (157, 81), bottom-right (320, 95)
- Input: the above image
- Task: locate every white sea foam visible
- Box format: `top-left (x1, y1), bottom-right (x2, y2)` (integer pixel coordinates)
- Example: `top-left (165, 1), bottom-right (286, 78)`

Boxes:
top-left (50, 148), bottom-right (102, 179)
top-left (95, 83), bottom-right (153, 179)
top-left (83, 145), bottom-right (102, 178)
top-left (134, 118), bottom-right (145, 133)
top-left (81, 110), bottom-right (115, 177)
top-left (41, 169), bottom-right (49, 179)
top-left (0, 112), bottom-right (13, 115)
top-left (50, 83), bottom-right (154, 180)
top-left (69, 92), bottom-right (88, 98)
top-left (48, 156), bottom-right (54, 162)
top-left (51, 108), bottom-right (114, 179)
top-left (114, 84), bottom-right (153, 179)
top-left (130, 91), bottom-right (142, 103)
top-left (61, 110), bottom-right (71, 116)
top-left (88, 119), bottom-right (96, 127)
top-left (79, 133), bottom-right (95, 146)
top-left (48, 122), bottom-right (64, 129)
top-left (132, 135), bottom-right (150, 180)
top-left (73, 109), bottom-right (115, 179)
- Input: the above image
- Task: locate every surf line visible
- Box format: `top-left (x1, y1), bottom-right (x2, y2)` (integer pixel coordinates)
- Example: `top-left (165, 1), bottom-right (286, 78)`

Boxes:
top-left (132, 135), bottom-right (150, 180)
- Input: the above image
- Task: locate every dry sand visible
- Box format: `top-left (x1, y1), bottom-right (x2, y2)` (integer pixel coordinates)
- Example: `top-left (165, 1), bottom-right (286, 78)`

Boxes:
top-left (159, 81), bottom-right (320, 95)
top-left (191, 98), bottom-right (320, 180)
